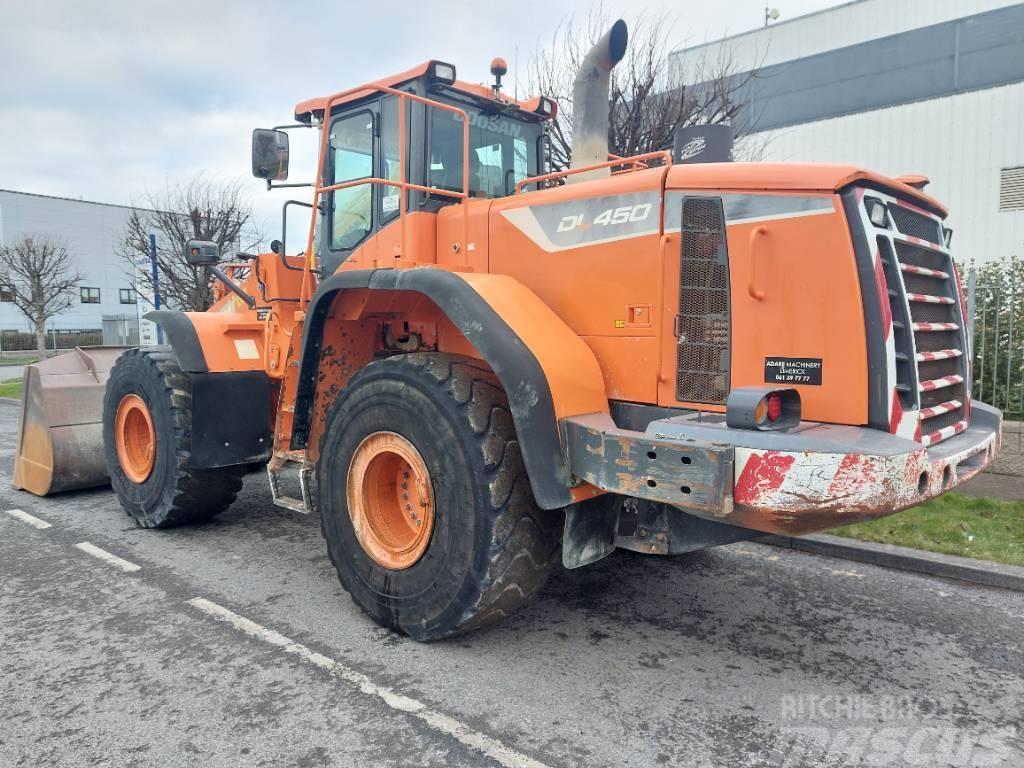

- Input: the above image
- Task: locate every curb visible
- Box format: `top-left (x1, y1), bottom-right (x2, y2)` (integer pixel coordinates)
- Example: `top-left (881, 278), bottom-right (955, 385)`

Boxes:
top-left (0, 397), bottom-right (20, 405)
top-left (762, 533), bottom-right (1024, 592)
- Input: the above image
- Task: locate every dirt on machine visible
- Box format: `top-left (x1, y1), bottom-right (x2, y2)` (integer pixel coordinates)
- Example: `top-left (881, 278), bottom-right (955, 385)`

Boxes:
top-left (14, 20), bottom-right (1001, 640)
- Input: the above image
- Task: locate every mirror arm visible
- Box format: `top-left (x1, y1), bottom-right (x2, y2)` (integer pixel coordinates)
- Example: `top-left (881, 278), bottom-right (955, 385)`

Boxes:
top-left (208, 264), bottom-right (257, 309)
top-left (266, 180), bottom-right (315, 191)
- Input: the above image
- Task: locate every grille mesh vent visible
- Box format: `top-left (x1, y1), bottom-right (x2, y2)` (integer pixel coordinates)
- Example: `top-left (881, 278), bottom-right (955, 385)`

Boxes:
top-left (676, 197), bottom-right (730, 404)
top-left (889, 204), bottom-right (943, 245)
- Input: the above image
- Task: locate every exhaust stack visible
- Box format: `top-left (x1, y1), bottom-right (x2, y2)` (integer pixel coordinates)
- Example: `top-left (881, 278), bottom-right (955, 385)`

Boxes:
top-left (568, 19), bottom-right (628, 183)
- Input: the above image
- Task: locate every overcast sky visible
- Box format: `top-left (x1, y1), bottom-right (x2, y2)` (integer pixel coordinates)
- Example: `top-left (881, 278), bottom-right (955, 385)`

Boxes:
top-left (0, 0), bottom-right (839, 236)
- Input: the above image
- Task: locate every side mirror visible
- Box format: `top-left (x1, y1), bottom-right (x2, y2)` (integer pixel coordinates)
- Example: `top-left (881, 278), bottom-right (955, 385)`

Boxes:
top-left (185, 239), bottom-right (220, 266)
top-left (252, 128), bottom-right (289, 181)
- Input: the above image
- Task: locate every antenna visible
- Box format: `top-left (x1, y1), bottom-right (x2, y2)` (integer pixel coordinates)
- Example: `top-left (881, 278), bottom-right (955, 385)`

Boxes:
top-left (514, 45), bottom-right (519, 100)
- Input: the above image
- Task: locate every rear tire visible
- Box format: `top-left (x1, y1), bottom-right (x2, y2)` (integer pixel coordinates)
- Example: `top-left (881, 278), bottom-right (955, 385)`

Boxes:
top-left (317, 353), bottom-right (561, 641)
top-left (103, 346), bottom-right (245, 528)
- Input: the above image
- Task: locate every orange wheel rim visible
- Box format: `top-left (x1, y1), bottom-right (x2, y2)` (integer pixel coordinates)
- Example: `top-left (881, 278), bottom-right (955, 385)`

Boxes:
top-left (347, 431), bottom-right (435, 570)
top-left (115, 394), bottom-right (156, 483)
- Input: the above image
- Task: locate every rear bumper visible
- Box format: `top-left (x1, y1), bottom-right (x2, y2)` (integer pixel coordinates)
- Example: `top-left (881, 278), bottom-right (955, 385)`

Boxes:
top-left (563, 401), bottom-right (1001, 536)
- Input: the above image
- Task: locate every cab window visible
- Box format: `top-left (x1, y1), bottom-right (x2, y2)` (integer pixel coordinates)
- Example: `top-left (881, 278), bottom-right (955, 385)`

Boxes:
top-left (428, 105), bottom-right (540, 198)
top-left (380, 97), bottom-right (401, 222)
top-left (329, 111), bottom-right (374, 250)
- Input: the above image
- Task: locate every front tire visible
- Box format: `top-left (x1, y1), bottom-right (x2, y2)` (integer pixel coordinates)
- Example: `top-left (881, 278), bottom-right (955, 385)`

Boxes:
top-left (103, 346), bottom-right (245, 528)
top-left (317, 353), bottom-right (561, 641)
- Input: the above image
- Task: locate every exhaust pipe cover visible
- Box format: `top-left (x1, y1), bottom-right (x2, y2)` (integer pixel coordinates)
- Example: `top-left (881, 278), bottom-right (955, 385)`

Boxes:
top-left (569, 19), bottom-right (628, 183)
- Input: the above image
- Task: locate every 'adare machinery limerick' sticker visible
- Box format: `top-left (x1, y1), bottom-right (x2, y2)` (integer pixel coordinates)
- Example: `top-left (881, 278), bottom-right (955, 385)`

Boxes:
top-left (764, 357), bottom-right (823, 385)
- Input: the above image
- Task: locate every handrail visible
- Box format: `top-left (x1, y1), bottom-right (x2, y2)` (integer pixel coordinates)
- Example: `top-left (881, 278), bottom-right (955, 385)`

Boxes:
top-left (607, 152), bottom-right (649, 171)
top-left (300, 84), bottom-right (472, 307)
top-left (515, 150), bottom-right (672, 194)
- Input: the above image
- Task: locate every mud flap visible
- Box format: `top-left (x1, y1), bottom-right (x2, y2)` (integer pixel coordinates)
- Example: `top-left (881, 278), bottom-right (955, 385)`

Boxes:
top-left (562, 495), bottom-right (620, 569)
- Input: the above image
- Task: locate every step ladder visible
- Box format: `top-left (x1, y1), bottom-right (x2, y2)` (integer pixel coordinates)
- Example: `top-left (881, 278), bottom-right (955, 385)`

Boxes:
top-left (267, 455), bottom-right (314, 515)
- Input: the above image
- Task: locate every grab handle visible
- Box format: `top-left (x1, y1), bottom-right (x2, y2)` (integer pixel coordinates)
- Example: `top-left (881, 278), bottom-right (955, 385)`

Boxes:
top-left (748, 225), bottom-right (769, 300)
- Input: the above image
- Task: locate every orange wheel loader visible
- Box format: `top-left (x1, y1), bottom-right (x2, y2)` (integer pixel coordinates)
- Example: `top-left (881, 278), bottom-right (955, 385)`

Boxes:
top-left (14, 21), bottom-right (1001, 640)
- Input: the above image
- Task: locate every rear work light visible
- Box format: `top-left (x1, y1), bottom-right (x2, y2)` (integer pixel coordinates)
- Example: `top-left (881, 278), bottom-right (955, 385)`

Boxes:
top-left (429, 61), bottom-right (456, 85)
top-left (535, 96), bottom-right (557, 118)
top-left (866, 198), bottom-right (888, 228)
top-left (726, 387), bottom-right (801, 431)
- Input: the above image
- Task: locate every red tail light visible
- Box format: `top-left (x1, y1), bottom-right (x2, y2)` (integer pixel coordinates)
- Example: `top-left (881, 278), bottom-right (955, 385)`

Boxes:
top-left (767, 393), bottom-right (782, 422)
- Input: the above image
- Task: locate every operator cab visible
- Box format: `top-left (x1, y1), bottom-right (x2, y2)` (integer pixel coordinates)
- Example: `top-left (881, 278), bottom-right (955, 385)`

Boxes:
top-left (259, 60), bottom-right (556, 273)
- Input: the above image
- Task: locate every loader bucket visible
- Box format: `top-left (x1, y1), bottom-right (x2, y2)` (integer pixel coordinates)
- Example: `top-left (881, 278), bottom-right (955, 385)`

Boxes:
top-left (13, 346), bottom-right (130, 496)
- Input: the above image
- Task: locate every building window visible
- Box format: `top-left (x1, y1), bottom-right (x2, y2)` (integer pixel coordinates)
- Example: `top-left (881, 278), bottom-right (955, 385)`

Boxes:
top-left (1000, 167), bottom-right (1024, 212)
top-left (0, 285), bottom-right (14, 303)
top-left (119, 288), bottom-right (137, 304)
top-left (80, 287), bottom-right (101, 304)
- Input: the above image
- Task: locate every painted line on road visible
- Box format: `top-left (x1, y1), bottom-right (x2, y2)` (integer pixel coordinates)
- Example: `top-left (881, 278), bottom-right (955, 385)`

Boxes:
top-left (75, 542), bottom-right (142, 573)
top-left (189, 597), bottom-right (549, 768)
top-left (4, 508), bottom-right (52, 529)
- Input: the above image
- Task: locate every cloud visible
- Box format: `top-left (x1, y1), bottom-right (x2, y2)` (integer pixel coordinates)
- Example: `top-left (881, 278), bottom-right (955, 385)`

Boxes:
top-left (1, 0), bottom-right (839, 237)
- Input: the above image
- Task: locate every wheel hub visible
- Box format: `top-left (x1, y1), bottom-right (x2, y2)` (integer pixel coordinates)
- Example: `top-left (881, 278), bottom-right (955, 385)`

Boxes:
top-left (347, 431), bottom-right (435, 570)
top-left (114, 394), bottom-right (155, 483)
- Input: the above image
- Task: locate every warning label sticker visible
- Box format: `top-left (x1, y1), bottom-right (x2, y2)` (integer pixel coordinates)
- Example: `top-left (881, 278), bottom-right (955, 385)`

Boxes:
top-left (764, 357), bottom-right (823, 386)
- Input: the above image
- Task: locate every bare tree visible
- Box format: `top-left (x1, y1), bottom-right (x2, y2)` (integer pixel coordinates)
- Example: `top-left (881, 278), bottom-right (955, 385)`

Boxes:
top-left (118, 176), bottom-right (262, 312)
top-left (0, 236), bottom-right (82, 357)
top-left (528, 6), bottom-right (763, 172)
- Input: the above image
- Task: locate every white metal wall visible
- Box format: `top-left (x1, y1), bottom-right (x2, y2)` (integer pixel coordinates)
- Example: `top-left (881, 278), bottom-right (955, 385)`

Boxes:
top-left (742, 82), bottom-right (1024, 265)
top-left (674, 0), bottom-right (1020, 73)
top-left (0, 190), bottom-right (140, 331)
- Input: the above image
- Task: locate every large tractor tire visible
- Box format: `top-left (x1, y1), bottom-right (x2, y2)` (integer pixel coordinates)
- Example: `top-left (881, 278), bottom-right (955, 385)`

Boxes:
top-left (317, 353), bottom-right (561, 641)
top-left (103, 346), bottom-right (245, 528)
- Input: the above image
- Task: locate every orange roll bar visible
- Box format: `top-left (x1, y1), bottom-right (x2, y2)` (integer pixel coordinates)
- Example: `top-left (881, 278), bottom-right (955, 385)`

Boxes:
top-left (515, 150), bottom-right (672, 194)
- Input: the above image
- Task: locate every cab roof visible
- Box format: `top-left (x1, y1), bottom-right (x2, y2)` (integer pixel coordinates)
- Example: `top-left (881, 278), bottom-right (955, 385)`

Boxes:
top-left (294, 61), bottom-right (549, 123)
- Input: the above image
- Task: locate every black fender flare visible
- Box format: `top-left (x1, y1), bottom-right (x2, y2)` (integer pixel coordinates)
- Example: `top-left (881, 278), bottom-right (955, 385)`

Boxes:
top-left (145, 310), bottom-right (209, 372)
top-left (291, 268), bottom-right (574, 510)
top-left (144, 310), bottom-right (271, 468)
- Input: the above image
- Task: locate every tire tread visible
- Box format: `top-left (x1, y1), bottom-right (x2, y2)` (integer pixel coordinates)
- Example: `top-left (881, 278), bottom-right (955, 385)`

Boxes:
top-left (318, 352), bottom-right (560, 639)
top-left (105, 346), bottom-right (244, 528)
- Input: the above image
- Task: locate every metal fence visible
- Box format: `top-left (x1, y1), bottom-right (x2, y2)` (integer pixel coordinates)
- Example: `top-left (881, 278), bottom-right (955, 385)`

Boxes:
top-left (0, 314), bottom-right (141, 357)
top-left (0, 328), bottom-right (102, 354)
top-left (968, 261), bottom-right (1024, 419)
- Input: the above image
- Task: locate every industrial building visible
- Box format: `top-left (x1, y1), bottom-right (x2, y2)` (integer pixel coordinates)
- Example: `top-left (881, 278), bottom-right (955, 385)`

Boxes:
top-left (0, 189), bottom-right (150, 345)
top-left (674, 0), bottom-right (1024, 265)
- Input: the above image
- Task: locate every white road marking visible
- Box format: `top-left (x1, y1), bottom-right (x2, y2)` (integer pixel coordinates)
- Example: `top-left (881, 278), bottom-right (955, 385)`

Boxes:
top-left (827, 567), bottom-right (866, 580)
top-left (189, 597), bottom-right (550, 768)
top-left (4, 508), bottom-right (52, 529)
top-left (75, 542), bottom-right (142, 573)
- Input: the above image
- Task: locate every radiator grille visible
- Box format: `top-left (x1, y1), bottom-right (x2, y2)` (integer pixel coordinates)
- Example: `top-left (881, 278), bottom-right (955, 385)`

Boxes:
top-left (676, 197), bottom-right (730, 404)
top-left (864, 188), bottom-right (970, 445)
top-left (888, 204), bottom-right (943, 245)
top-left (893, 238), bottom-right (968, 441)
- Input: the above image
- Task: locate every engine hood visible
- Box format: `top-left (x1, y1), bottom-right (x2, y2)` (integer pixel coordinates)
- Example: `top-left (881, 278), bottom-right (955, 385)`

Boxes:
top-left (665, 162), bottom-right (947, 218)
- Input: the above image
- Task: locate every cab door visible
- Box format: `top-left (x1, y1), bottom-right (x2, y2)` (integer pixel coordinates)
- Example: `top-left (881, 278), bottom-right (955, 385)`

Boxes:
top-left (321, 105), bottom-right (378, 274)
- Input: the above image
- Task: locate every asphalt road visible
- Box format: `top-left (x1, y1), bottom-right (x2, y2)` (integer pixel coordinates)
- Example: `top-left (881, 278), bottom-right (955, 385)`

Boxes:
top-left (1, 401), bottom-right (1022, 768)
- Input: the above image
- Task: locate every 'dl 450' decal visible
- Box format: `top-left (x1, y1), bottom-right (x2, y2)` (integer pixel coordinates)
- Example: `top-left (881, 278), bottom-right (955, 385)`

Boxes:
top-left (557, 203), bottom-right (653, 232)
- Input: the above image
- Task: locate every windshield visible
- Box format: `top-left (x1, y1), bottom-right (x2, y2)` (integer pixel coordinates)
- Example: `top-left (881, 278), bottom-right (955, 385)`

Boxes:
top-left (428, 103), bottom-right (542, 198)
